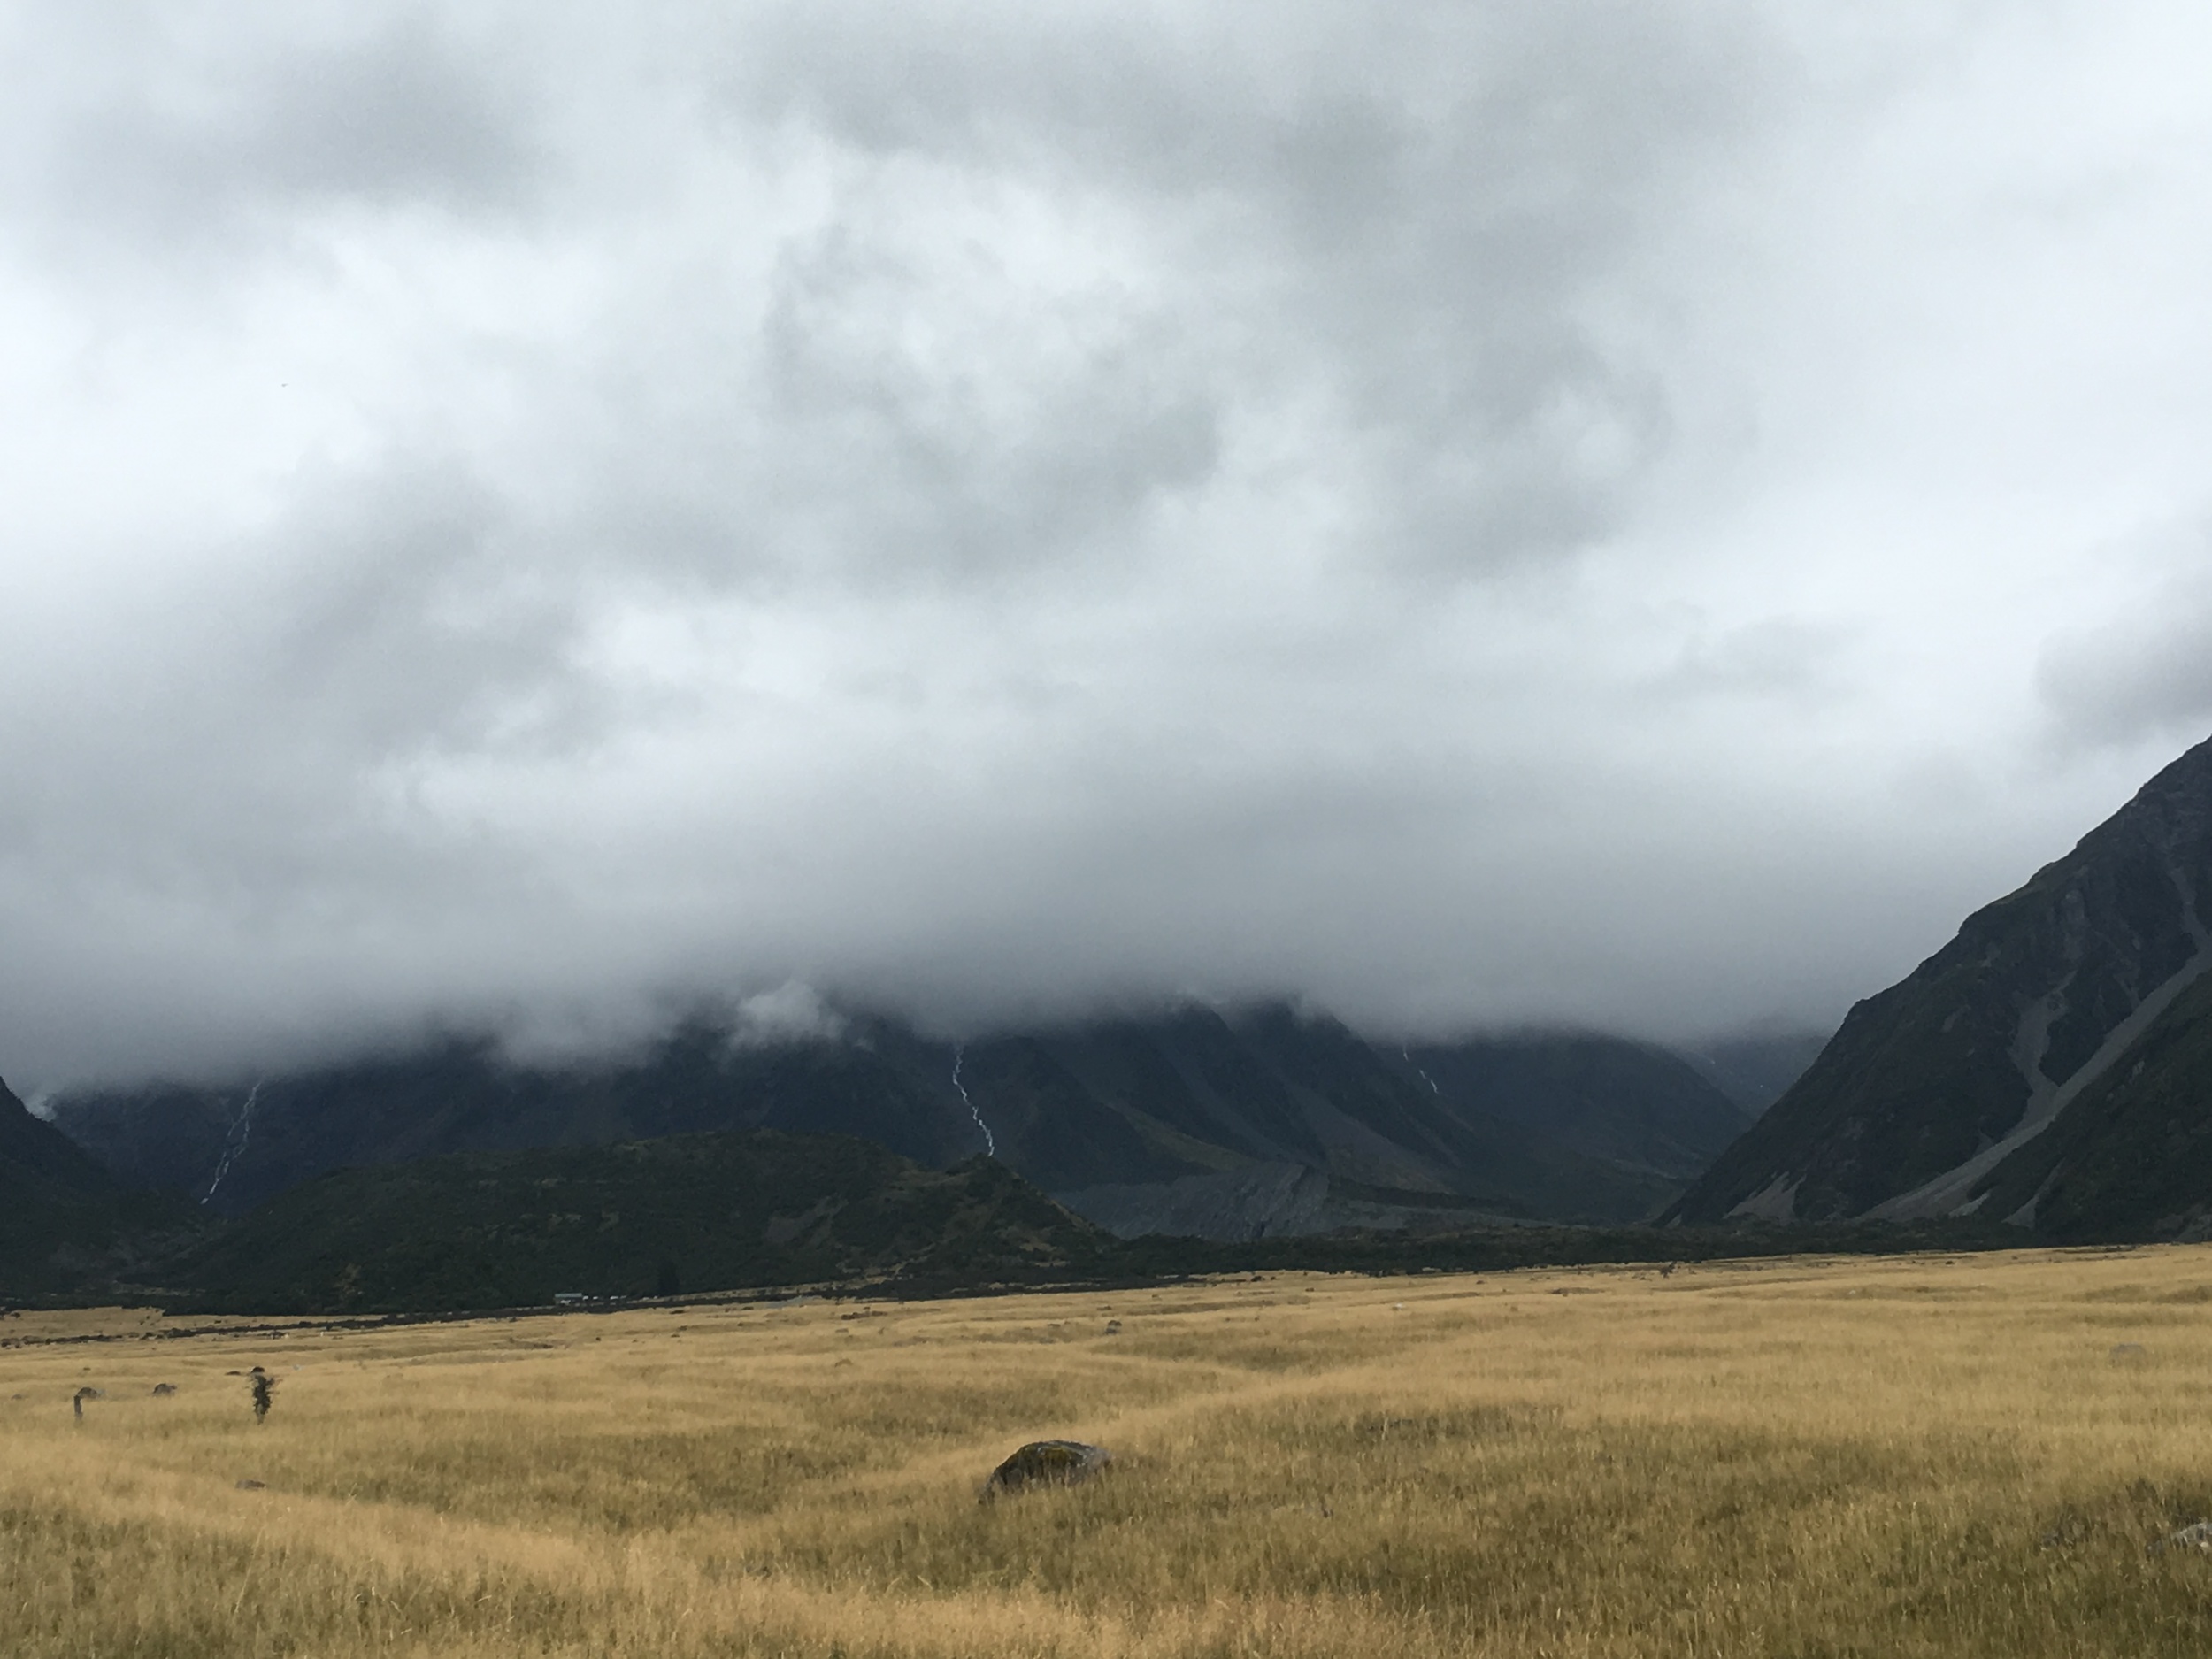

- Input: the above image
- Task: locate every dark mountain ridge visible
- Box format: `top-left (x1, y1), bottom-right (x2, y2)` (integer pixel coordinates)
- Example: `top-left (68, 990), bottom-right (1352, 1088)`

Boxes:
top-left (116, 1121), bottom-right (2022, 1318)
top-left (51, 1004), bottom-right (1766, 1237)
top-left (0, 1075), bottom-right (199, 1297)
top-left (1680, 1032), bottom-right (1832, 1118)
top-left (168, 1129), bottom-right (1118, 1314)
top-left (1403, 1034), bottom-right (1750, 1183)
top-left (1670, 732), bottom-right (2212, 1233)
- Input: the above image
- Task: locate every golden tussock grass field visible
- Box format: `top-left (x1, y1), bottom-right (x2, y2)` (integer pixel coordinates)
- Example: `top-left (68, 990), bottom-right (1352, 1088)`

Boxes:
top-left (8, 1246), bottom-right (2212, 1657)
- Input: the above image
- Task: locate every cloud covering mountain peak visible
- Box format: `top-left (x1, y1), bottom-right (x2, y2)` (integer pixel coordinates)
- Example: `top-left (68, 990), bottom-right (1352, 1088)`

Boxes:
top-left (4, 3), bottom-right (2210, 1085)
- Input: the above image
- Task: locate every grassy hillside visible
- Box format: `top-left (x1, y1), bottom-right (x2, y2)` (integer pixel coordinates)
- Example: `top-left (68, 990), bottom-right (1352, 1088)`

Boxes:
top-left (162, 1127), bottom-right (2021, 1316)
top-left (11, 1248), bottom-right (2212, 1657)
top-left (167, 1130), bottom-right (1120, 1313)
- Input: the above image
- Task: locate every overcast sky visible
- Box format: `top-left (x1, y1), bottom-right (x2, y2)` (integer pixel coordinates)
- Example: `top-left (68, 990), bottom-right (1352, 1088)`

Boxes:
top-left (4, 2), bottom-right (2211, 1087)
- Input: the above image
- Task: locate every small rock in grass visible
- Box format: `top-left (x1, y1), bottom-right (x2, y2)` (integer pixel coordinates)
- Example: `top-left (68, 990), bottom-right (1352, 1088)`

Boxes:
top-left (1103, 1320), bottom-right (1122, 1335)
top-left (979, 1440), bottom-right (1111, 1502)
top-left (235, 1479), bottom-right (265, 1491)
top-left (2151, 1520), bottom-right (2212, 1555)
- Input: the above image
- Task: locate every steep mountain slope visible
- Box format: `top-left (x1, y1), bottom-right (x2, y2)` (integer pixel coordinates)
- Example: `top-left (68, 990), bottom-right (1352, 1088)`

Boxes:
top-left (1963, 966), bottom-right (2212, 1240)
top-left (1404, 1034), bottom-right (1755, 1182)
top-left (1670, 733), bottom-right (2212, 1228)
top-left (0, 1076), bottom-right (196, 1296)
top-left (1681, 1032), bottom-right (1831, 1117)
top-left (1046, 1014), bottom-right (1738, 1235)
top-left (169, 1130), bottom-right (1118, 1314)
top-left (56, 1026), bottom-right (982, 1218)
top-left (53, 1006), bottom-right (1748, 1233)
top-left (1030, 1008), bottom-right (1710, 1223)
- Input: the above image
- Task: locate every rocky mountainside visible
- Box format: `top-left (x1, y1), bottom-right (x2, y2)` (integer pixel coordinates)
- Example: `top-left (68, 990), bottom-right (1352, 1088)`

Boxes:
top-left (1669, 733), bottom-right (2212, 1233)
top-left (1959, 966), bottom-right (2212, 1238)
top-left (51, 1006), bottom-right (1758, 1235)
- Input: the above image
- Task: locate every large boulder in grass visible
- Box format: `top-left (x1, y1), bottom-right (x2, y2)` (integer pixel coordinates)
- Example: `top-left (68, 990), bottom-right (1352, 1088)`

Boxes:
top-left (980, 1440), bottom-right (1111, 1502)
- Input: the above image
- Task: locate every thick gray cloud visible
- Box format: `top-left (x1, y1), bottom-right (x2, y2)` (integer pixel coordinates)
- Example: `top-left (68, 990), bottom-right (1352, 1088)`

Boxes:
top-left (2036, 528), bottom-right (2212, 750)
top-left (3, 2), bottom-right (2210, 1087)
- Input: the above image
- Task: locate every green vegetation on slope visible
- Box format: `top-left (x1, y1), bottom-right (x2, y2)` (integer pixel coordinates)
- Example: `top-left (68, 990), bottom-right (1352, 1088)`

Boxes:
top-left (167, 1130), bottom-right (1122, 1313)
top-left (161, 1124), bottom-right (2028, 1316)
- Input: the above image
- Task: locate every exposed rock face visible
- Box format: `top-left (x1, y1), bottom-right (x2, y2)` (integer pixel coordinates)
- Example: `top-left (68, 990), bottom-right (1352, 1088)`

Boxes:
top-left (1059, 1164), bottom-right (1341, 1240)
top-left (1965, 965), bottom-right (2212, 1238)
top-left (1056, 1163), bottom-right (1531, 1240)
top-left (1670, 733), bottom-right (2212, 1232)
top-left (979, 1440), bottom-right (1111, 1501)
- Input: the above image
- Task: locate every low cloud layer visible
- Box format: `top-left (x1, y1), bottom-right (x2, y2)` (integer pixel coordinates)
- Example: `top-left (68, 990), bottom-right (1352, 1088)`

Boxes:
top-left (4, 4), bottom-right (2210, 1087)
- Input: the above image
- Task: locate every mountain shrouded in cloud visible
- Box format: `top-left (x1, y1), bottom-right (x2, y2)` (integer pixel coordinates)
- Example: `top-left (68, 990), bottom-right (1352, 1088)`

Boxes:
top-left (4, 4), bottom-right (2212, 1087)
top-left (1666, 731), bottom-right (2212, 1236)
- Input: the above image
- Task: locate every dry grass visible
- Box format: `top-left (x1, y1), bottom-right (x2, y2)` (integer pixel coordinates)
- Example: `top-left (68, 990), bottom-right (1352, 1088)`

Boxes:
top-left (9, 1246), bottom-right (2212, 1656)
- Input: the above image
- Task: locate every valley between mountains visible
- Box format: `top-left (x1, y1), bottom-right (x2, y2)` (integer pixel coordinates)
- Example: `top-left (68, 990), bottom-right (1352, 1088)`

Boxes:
top-left (8, 733), bottom-right (2212, 1311)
